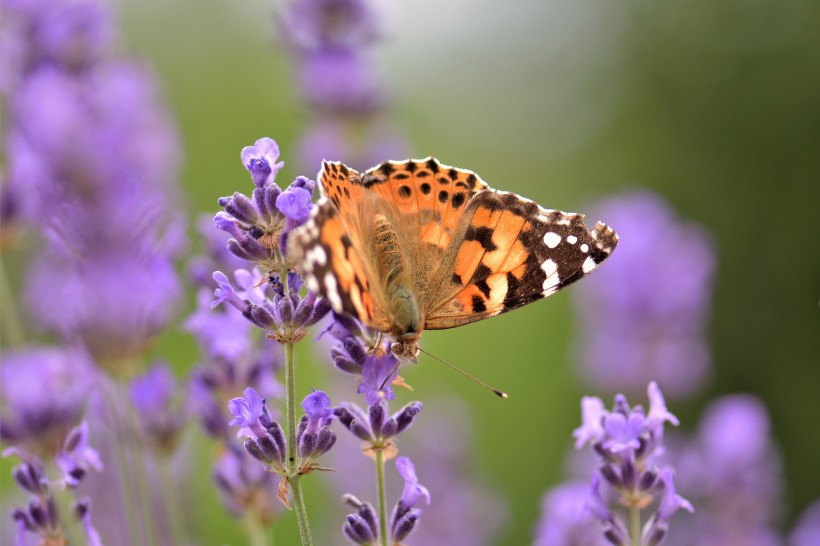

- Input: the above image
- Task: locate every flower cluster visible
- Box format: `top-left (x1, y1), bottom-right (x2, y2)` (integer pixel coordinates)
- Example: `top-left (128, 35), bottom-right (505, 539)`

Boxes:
top-left (228, 387), bottom-right (337, 507)
top-left (572, 192), bottom-right (715, 400)
top-left (663, 395), bottom-right (783, 546)
top-left (2, 0), bottom-right (183, 369)
top-left (129, 361), bottom-right (190, 453)
top-left (277, 0), bottom-right (406, 171)
top-left (573, 382), bottom-right (693, 546)
top-left (342, 457), bottom-right (430, 545)
top-left (6, 421), bottom-right (104, 546)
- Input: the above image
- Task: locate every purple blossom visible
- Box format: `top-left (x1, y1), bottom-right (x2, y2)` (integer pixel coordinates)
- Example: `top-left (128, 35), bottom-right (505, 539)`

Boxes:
top-left (573, 191), bottom-right (715, 400)
top-left (56, 421), bottom-right (103, 488)
top-left (663, 395), bottom-right (782, 546)
top-left (0, 346), bottom-right (95, 455)
top-left (791, 500), bottom-right (820, 546)
top-left (330, 397), bottom-right (503, 546)
top-left (212, 442), bottom-right (281, 522)
top-left (297, 390), bottom-right (337, 460)
top-left (357, 354), bottom-right (399, 405)
top-left (276, 0), bottom-right (408, 173)
top-left (241, 137), bottom-right (284, 188)
top-left (574, 382), bottom-right (691, 546)
top-left (395, 456), bottom-right (430, 509)
top-left (129, 361), bottom-right (189, 451)
top-left (228, 387), bottom-right (270, 439)
top-left (533, 481), bottom-right (609, 546)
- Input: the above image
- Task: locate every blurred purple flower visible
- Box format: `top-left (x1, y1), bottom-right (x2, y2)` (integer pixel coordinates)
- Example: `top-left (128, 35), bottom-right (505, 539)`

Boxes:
top-left (56, 421), bottom-right (102, 488)
top-left (129, 361), bottom-right (189, 452)
top-left (573, 191), bottom-right (716, 400)
top-left (0, 346), bottom-right (95, 456)
top-left (664, 395), bottom-right (783, 546)
top-left (276, 0), bottom-right (408, 173)
top-left (212, 442), bottom-right (281, 523)
top-left (228, 387), bottom-right (271, 439)
top-left (574, 382), bottom-right (692, 546)
top-left (791, 500), bottom-right (820, 546)
top-left (533, 481), bottom-right (609, 546)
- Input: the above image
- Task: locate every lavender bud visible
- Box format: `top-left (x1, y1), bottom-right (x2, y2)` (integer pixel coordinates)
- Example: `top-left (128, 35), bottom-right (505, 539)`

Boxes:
top-left (265, 185), bottom-right (282, 214)
top-left (380, 418), bottom-right (398, 439)
top-left (244, 437), bottom-right (272, 465)
top-left (257, 433), bottom-right (282, 463)
top-left (344, 514), bottom-right (377, 545)
top-left (350, 419), bottom-right (375, 442)
top-left (225, 192), bottom-right (258, 225)
top-left (394, 402), bottom-right (422, 433)
top-left (268, 421), bottom-right (287, 456)
top-left (299, 432), bottom-right (318, 459)
top-left (391, 508), bottom-right (421, 542)
top-left (253, 187), bottom-right (271, 219)
top-left (369, 400), bottom-right (386, 437)
top-left (249, 304), bottom-right (276, 330)
top-left (227, 238), bottom-right (259, 261)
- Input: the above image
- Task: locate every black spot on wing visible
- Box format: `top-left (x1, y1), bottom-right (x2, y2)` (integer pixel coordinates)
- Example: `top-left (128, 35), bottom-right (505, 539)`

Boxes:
top-left (426, 158), bottom-right (440, 173)
top-left (398, 185), bottom-right (412, 198)
top-left (420, 183), bottom-right (431, 195)
top-left (451, 193), bottom-right (466, 209)
top-left (471, 295), bottom-right (487, 313)
top-left (438, 190), bottom-right (449, 203)
top-left (464, 225), bottom-right (497, 252)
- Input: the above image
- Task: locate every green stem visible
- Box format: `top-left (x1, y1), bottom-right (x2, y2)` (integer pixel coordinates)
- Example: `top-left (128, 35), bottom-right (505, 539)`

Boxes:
top-left (375, 450), bottom-right (389, 546)
top-left (630, 504), bottom-right (641, 546)
top-left (102, 380), bottom-right (142, 544)
top-left (0, 257), bottom-right (25, 347)
top-left (285, 340), bottom-right (313, 546)
top-left (160, 456), bottom-right (188, 546)
top-left (245, 513), bottom-right (269, 546)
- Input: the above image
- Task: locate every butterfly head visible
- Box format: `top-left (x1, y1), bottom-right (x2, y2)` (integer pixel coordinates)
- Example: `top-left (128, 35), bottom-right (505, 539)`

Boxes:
top-left (390, 334), bottom-right (420, 363)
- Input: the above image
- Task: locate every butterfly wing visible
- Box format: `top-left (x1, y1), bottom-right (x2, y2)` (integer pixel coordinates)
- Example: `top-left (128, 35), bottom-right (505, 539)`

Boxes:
top-left (357, 158), bottom-right (489, 301)
top-left (288, 194), bottom-right (392, 332)
top-left (424, 189), bottom-right (618, 329)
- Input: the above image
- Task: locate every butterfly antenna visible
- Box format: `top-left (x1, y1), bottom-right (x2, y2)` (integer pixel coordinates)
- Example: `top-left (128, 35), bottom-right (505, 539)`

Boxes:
top-left (418, 347), bottom-right (508, 399)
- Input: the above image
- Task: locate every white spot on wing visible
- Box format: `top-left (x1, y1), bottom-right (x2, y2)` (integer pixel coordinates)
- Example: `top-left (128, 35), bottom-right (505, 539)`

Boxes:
top-left (580, 243), bottom-right (589, 253)
top-left (582, 256), bottom-right (597, 273)
top-left (543, 232), bottom-right (561, 249)
top-left (567, 235), bottom-right (578, 245)
top-left (541, 259), bottom-right (559, 291)
top-left (323, 272), bottom-right (343, 312)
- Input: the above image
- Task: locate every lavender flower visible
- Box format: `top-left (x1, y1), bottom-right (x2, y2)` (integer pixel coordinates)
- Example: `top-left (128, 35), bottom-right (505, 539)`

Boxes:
top-left (129, 361), bottom-right (190, 452)
top-left (3, 0), bottom-right (184, 368)
top-left (5, 420), bottom-right (104, 546)
top-left (276, 0), bottom-right (408, 172)
top-left (55, 421), bottom-right (103, 488)
top-left (212, 442), bottom-right (281, 524)
top-left (341, 456), bottom-right (429, 545)
top-left (533, 481), bottom-right (609, 546)
top-left (0, 346), bottom-right (95, 457)
top-left (228, 387), bottom-right (336, 492)
top-left (663, 395), bottom-right (783, 546)
top-left (574, 382), bottom-right (692, 546)
top-left (572, 192), bottom-right (715, 400)
top-left (791, 500), bottom-right (820, 546)
top-left (216, 137), bottom-right (316, 269)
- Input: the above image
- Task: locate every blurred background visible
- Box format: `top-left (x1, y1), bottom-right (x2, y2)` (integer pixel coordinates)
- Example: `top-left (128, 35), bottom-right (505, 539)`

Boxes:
top-left (2, 0), bottom-right (819, 544)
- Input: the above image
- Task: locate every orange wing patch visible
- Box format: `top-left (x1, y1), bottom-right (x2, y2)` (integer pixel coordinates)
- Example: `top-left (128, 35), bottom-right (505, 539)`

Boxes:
top-left (287, 198), bottom-right (390, 332)
top-left (425, 190), bottom-right (618, 330)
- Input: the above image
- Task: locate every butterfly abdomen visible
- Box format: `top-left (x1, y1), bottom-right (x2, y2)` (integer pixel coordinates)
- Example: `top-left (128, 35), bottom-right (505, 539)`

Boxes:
top-left (373, 214), bottom-right (423, 340)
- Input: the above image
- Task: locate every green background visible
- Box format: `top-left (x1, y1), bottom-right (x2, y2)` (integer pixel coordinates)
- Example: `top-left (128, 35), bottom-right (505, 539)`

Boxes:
top-left (6, 0), bottom-right (820, 544)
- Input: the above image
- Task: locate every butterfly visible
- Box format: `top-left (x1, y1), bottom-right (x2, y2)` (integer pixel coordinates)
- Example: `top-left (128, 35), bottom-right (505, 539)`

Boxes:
top-left (288, 158), bottom-right (618, 361)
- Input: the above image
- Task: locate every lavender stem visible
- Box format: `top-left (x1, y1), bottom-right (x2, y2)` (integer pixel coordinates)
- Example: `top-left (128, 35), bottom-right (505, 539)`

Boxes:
top-left (375, 449), bottom-right (389, 546)
top-left (285, 333), bottom-right (313, 545)
top-left (630, 504), bottom-right (641, 546)
top-left (245, 512), bottom-right (270, 546)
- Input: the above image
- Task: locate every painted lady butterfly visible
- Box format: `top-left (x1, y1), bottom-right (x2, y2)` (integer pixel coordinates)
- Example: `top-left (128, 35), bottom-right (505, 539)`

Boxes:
top-left (289, 158), bottom-right (618, 361)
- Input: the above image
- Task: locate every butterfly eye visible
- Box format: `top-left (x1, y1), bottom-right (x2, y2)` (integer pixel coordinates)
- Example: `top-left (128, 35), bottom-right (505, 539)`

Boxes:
top-left (390, 342), bottom-right (403, 355)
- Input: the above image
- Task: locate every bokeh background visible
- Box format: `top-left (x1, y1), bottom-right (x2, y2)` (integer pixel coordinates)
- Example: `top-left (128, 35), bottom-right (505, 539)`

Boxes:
top-left (2, 0), bottom-right (819, 544)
